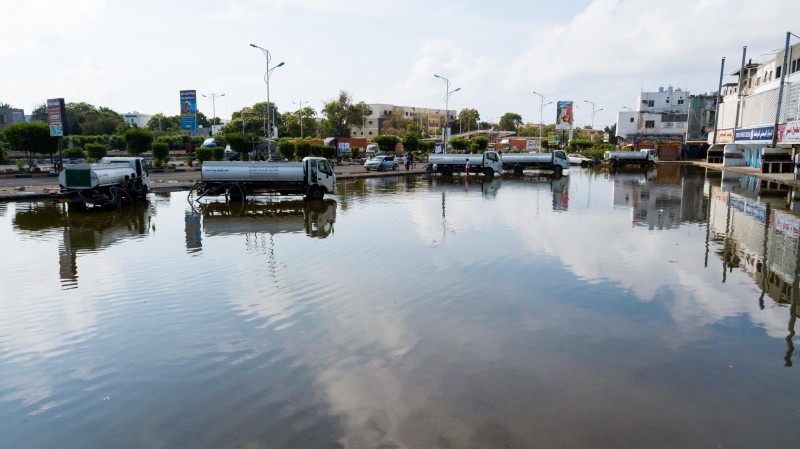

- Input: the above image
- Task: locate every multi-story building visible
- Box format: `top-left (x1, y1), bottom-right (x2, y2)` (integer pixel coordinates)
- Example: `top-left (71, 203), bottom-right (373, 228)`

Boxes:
top-left (351, 103), bottom-right (457, 139)
top-left (709, 40), bottom-right (800, 171)
top-left (0, 106), bottom-right (26, 132)
top-left (616, 86), bottom-right (690, 160)
top-left (122, 111), bottom-right (152, 129)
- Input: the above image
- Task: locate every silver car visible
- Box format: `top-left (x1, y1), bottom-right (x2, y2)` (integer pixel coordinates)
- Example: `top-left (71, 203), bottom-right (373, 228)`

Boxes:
top-left (364, 155), bottom-right (398, 171)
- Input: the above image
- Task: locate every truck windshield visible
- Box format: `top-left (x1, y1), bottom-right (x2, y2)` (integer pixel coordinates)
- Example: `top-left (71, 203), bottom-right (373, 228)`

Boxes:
top-left (318, 160), bottom-right (333, 176)
top-left (486, 152), bottom-right (498, 162)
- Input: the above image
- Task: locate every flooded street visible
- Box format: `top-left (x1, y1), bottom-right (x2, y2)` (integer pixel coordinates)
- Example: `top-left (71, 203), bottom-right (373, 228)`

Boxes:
top-left (2, 164), bottom-right (800, 448)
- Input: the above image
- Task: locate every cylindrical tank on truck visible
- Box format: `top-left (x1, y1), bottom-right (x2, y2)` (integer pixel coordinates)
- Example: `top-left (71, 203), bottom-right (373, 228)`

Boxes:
top-left (54, 157), bottom-right (151, 208)
top-left (427, 151), bottom-right (502, 176)
top-left (603, 149), bottom-right (658, 168)
top-left (501, 150), bottom-right (569, 176)
top-left (195, 157), bottom-right (336, 201)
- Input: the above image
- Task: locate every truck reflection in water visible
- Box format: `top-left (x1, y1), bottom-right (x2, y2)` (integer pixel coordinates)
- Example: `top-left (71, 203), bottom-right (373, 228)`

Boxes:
top-left (12, 202), bottom-right (154, 289)
top-left (189, 199), bottom-right (337, 251)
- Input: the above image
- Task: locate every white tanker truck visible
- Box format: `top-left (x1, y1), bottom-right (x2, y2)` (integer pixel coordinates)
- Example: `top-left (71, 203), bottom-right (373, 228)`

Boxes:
top-left (501, 150), bottom-right (570, 176)
top-left (427, 151), bottom-right (503, 176)
top-left (53, 157), bottom-right (151, 208)
top-left (193, 157), bottom-right (336, 201)
top-left (603, 148), bottom-right (658, 168)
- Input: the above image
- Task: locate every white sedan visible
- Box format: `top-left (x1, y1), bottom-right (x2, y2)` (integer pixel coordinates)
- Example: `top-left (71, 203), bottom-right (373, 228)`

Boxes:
top-left (568, 154), bottom-right (593, 166)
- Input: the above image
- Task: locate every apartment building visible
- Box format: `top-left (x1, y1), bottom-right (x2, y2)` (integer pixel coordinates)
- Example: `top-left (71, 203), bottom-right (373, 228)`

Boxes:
top-left (351, 103), bottom-right (457, 138)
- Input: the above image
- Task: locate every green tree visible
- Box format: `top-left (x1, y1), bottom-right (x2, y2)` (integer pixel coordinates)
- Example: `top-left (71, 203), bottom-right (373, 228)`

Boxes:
top-left (456, 108), bottom-right (480, 133)
top-left (278, 140), bottom-right (296, 161)
top-left (402, 129), bottom-right (420, 153)
top-left (2, 122), bottom-right (58, 167)
top-left (123, 127), bottom-right (154, 155)
top-left (449, 136), bottom-right (469, 152)
top-left (30, 103), bottom-right (47, 122)
top-left (320, 91), bottom-right (371, 138)
top-left (498, 112), bottom-right (523, 132)
top-left (379, 109), bottom-right (413, 137)
top-left (374, 135), bottom-right (400, 153)
top-left (152, 142), bottom-right (170, 165)
top-left (146, 113), bottom-right (181, 133)
top-left (471, 135), bottom-right (489, 152)
top-left (85, 143), bottom-right (107, 160)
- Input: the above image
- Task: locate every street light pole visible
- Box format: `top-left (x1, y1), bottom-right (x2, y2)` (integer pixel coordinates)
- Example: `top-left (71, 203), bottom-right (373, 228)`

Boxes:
top-left (250, 43), bottom-right (284, 158)
top-left (584, 100), bottom-right (600, 129)
top-left (533, 91), bottom-right (552, 150)
top-left (292, 99), bottom-right (308, 138)
top-left (434, 74), bottom-right (460, 153)
top-left (202, 93), bottom-right (225, 136)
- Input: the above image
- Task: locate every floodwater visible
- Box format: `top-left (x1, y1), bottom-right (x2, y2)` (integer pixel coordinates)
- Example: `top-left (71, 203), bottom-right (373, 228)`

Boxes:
top-left (1, 164), bottom-right (800, 448)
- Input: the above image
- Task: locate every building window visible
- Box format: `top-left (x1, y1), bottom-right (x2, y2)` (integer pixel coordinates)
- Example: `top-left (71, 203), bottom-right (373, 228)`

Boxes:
top-left (677, 98), bottom-right (684, 105)
top-left (645, 120), bottom-right (655, 128)
top-left (629, 117), bottom-right (634, 123)
top-left (368, 120), bottom-right (373, 125)
top-left (666, 97), bottom-right (670, 104)
top-left (0, 114), bottom-right (6, 124)
top-left (368, 131), bottom-right (373, 135)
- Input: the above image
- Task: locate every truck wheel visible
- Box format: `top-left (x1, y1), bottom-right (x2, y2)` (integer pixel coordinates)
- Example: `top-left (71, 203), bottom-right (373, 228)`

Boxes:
top-left (441, 165), bottom-right (453, 176)
top-left (513, 164), bottom-right (523, 176)
top-left (483, 167), bottom-right (494, 176)
top-left (553, 165), bottom-right (563, 177)
top-left (307, 186), bottom-right (323, 200)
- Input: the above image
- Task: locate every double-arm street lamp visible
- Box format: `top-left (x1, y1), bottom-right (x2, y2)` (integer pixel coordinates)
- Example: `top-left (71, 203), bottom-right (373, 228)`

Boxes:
top-left (202, 92), bottom-right (225, 135)
top-left (250, 43), bottom-right (285, 156)
top-left (532, 91), bottom-right (552, 150)
top-left (583, 99), bottom-right (603, 130)
top-left (434, 74), bottom-right (460, 153)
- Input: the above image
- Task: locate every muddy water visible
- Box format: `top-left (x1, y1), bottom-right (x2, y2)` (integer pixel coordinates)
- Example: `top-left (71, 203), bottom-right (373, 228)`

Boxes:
top-left (1, 165), bottom-right (799, 448)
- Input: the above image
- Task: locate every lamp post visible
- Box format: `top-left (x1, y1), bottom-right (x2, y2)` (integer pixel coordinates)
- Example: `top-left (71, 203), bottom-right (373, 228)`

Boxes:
top-left (292, 99), bottom-right (308, 138)
top-left (584, 100), bottom-right (602, 129)
top-left (250, 43), bottom-right (284, 158)
top-left (202, 93), bottom-right (225, 135)
top-left (533, 91), bottom-right (551, 150)
top-left (434, 74), bottom-right (460, 153)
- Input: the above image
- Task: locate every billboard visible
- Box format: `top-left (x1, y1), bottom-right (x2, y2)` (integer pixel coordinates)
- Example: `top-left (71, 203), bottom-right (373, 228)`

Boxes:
top-left (555, 101), bottom-right (573, 130)
top-left (180, 90), bottom-right (197, 133)
top-left (47, 98), bottom-right (66, 137)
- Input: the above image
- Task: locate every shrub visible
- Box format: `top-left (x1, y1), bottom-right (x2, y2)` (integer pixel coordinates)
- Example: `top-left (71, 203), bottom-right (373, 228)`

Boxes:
top-left (350, 147), bottom-right (360, 160)
top-left (278, 140), bottom-right (296, 161)
top-left (295, 141), bottom-right (311, 159)
top-left (195, 147), bottom-right (213, 163)
top-left (64, 148), bottom-right (87, 159)
top-left (211, 147), bottom-right (224, 161)
top-left (152, 142), bottom-right (170, 162)
top-left (85, 143), bottom-right (107, 160)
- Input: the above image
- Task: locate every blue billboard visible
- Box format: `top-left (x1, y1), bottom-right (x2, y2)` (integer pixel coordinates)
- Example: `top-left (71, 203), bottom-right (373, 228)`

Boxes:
top-left (180, 90), bottom-right (197, 133)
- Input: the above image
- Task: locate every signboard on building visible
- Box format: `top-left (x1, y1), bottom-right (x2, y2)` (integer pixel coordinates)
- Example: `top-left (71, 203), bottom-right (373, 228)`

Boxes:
top-left (555, 101), bottom-right (573, 130)
top-left (777, 122), bottom-right (800, 144)
top-left (716, 128), bottom-right (734, 143)
top-left (337, 142), bottom-right (351, 154)
top-left (47, 98), bottom-right (66, 137)
top-left (180, 90), bottom-right (197, 133)
top-left (734, 125), bottom-right (774, 143)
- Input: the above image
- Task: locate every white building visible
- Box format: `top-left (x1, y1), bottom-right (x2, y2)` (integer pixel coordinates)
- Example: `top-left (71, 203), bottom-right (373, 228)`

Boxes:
top-left (351, 103), bottom-right (457, 139)
top-left (616, 86), bottom-right (690, 160)
top-left (708, 40), bottom-right (800, 171)
top-left (122, 111), bottom-right (152, 128)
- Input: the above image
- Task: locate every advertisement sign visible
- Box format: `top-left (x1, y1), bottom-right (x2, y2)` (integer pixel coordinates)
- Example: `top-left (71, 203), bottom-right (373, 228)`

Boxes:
top-left (777, 122), bottom-right (800, 144)
top-left (716, 128), bottom-right (734, 143)
top-left (733, 125), bottom-right (774, 142)
top-left (47, 98), bottom-right (66, 137)
top-left (555, 101), bottom-right (573, 130)
top-left (180, 90), bottom-right (197, 133)
top-left (337, 142), bottom-right (351, 154)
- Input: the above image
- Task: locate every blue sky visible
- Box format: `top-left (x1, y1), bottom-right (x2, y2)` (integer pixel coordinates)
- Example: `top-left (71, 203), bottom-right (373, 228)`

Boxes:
top-left (4, 0), bottom-right (799, 129)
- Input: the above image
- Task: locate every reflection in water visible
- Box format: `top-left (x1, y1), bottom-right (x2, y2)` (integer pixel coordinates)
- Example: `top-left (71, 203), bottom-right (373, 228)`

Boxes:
top-left (13, 202), bottom-right (154, 288)
top-left (193, 199), bottom-right (337, 249)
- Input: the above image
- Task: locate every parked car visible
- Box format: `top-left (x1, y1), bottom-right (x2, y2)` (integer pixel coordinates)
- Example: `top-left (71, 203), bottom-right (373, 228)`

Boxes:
top-left (364, 155), bottom-right (398, 171)
top-left (568, 153), bottom-right (594, 166)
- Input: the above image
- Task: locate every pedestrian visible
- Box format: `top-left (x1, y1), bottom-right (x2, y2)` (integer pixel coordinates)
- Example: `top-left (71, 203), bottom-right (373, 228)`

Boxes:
top-left (404, 153), bottom-right (411, 171)
top-left (465, 158), bottom-right (470, 174)
top-left (128, 173), bottom-right (137, 197)
top-left (409, 152), bottom-right (415, 169)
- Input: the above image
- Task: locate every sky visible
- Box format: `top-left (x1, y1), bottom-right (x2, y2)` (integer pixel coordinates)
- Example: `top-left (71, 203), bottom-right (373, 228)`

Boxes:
top-left (4, 0), bottom-right (800, 130)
